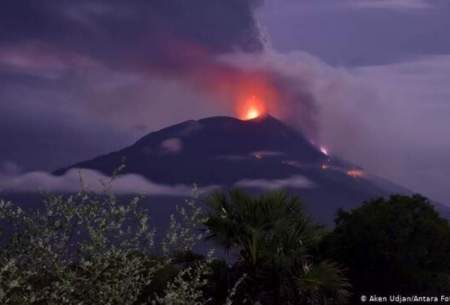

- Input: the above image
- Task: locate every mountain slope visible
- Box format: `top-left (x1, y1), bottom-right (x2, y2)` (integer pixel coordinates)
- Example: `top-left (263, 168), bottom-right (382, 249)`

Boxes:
top-left (55, 115), bottom-right (410, 225)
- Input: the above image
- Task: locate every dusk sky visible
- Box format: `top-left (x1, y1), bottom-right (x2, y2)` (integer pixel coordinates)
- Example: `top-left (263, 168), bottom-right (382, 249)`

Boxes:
top-left (1, 0), bottom-right (450, 204)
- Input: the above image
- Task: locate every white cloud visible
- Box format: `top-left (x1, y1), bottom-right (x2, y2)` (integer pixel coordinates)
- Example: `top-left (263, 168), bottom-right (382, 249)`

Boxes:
top-left (250, 151), bottom-right (285, 158)
top-left (235, 175), bottom-right (315, 190)
top-left (0, 168), bottom-right (213, 196)
top-left (160, 138), bottom-right (183, 154)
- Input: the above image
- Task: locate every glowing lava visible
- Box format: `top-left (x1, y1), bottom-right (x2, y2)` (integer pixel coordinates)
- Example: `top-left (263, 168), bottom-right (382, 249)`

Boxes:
top-left (347, 169), bottom-right (365, 178)
top-left (246, 107), bottom-right (260, 120)
top-left (237, 95), bottom-right (267, 120)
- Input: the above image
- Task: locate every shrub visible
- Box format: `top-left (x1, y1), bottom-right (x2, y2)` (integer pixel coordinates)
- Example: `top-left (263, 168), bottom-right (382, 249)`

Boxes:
top-left (0, 183), bottom-right (215, 305)
top-left (322, 194), bottom-right (450, 300)
top-left (204, 190), bottom-right (351, 305)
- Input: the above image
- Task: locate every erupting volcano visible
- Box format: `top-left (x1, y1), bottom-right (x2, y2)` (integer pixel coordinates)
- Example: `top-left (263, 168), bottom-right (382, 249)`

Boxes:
top-left (237, 95), bottom-right (267, 120)
top-left (55, 114), bottom-right (410, 225)
top-left (245, 107), bottom-right (260, 120)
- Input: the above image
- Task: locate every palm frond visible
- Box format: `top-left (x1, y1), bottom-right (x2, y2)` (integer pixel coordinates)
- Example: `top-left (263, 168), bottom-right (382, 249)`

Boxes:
top-left (296, 261), bottom-right (351, 305)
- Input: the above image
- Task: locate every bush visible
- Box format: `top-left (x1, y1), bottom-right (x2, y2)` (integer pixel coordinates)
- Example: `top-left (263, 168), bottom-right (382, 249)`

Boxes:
top-left (0, 184), bottom-right (216, 305)
top-left (204, 190), bottom-right (351, 305)
top-left (322, 194), bottom-right (450, 300)
top-left (0, 185), bottom-right (353, 304)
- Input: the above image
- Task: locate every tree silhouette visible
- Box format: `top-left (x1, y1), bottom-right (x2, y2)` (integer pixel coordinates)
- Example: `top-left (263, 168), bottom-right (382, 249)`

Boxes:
top-left (322, 194), bottom-right (450, 301)
top-left (205, 190), bottom-right (350, 305)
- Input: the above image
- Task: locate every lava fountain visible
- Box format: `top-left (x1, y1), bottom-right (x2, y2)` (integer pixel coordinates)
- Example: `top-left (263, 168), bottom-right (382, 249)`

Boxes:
top-left (237, 95), bottom-right (267, 120)
top-left (245, 107), bottom-right (260, 120)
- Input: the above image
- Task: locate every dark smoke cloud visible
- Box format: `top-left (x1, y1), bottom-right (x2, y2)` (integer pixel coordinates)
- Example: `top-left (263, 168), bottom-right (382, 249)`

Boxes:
top-left (0, 0), bottom-right (322, 172)
top-left (0, 0), bottom-right (268, 171)
top-left (1, 0), bottom-right (264, 74)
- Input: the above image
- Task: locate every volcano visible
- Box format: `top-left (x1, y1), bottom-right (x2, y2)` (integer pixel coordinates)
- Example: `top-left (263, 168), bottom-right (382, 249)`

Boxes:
top-left (55, 115), bottom-right (409, 225)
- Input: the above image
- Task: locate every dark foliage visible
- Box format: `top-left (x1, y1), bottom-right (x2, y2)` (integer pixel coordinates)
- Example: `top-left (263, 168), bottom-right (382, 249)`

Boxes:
top-left (322, 194), bottom-right (450, 302)
top-left (204, 190), bottom-right (351, 305)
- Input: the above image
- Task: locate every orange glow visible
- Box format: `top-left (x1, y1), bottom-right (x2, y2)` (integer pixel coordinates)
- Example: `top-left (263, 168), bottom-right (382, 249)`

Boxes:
top-left (175, 54), bottom-right (281, 119)
top-left (246, 107), bottom-right (260, 120)
top-left (238, 95), bottom-right (267, 120)
top-left (321, 164), bottom-right (329, 170)
top-left (226, 72), bottom-right (278, 120)
top-left (347, 169), bottom-right (365, 178)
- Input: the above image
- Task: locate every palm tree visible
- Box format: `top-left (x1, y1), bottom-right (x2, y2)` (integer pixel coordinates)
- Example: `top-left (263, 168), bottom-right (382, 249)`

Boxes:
top-left (204, 190), bottom-right (350, 305)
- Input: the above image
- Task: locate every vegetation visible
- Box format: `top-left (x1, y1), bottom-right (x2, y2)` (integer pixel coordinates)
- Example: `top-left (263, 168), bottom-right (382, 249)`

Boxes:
top-left (1, 187), bottom-right (449, 304)
top-left (204, 190), bottom-right (350, 305)
top-left (0, 188), bottom-right (212, 305)
top-left (322, 195), bottom-right (450, 303)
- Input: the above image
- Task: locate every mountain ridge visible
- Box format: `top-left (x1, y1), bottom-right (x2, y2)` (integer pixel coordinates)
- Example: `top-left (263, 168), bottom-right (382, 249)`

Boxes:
top-left (55, 114), bottom-right (326, 185)
top-left (54, 114), bottom-right (413, 225)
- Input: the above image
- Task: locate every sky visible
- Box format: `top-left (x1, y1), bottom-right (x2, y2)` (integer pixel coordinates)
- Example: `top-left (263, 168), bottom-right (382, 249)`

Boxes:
top-left (1, 0), bottom-right (450, 204)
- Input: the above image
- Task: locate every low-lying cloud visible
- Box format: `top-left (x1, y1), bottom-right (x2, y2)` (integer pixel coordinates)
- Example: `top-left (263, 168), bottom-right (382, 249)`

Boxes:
top-left (0, 168), bottom-right (212, 196)
top-left (235, 175), bottom-right (315, 190)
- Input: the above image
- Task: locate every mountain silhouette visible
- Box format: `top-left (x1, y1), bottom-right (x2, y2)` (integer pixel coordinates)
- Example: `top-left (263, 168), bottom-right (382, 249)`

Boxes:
top-left (55, 114), bottom-right (410, 224)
